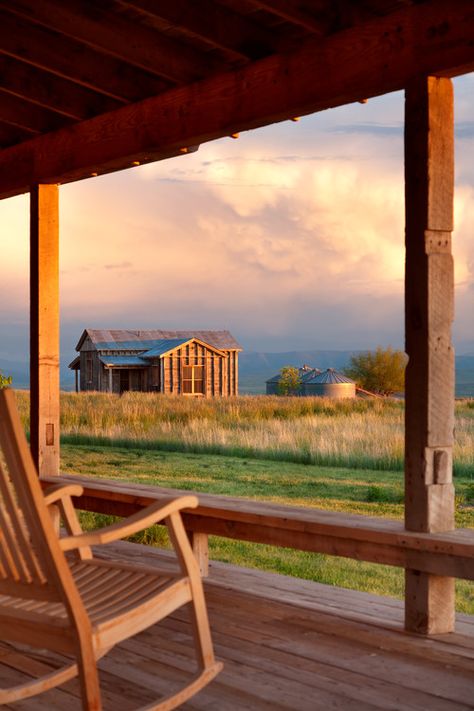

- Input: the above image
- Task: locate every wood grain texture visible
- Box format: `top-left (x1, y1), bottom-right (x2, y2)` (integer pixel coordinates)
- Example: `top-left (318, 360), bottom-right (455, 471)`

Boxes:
top-left (0, 9), bottom-right (168, 103)
top-left (1, 0), bottom-right (473, 198)
top-left (30, 184), bottom-right (60, 478)
top-left (5, 0), bottom-right (220, 83)
top-left (39, 475), bottom-right (474, 582)
top-left (404, 76), bottom-right (455, 634)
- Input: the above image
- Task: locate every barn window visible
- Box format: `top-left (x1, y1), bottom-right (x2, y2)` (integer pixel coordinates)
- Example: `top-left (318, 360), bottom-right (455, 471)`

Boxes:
top-left (182, 365), bottom-right (205, 394)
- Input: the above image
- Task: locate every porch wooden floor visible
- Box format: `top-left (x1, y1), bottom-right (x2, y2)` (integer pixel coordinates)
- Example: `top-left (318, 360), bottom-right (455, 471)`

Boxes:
top-left (2, 541), bottom-right (474, 710)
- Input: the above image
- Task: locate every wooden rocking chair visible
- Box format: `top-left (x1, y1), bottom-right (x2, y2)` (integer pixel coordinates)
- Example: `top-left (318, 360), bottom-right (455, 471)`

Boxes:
top-left (0, 388), bottom-right (222, 710)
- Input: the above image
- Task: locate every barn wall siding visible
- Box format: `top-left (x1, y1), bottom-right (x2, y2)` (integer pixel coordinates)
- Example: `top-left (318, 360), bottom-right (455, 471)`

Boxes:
top-left (76, 339), bottom-right (239, 397)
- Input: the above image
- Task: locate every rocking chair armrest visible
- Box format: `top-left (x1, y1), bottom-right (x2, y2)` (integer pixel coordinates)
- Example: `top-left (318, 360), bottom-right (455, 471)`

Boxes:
top-left (59, 495), bottom-right (198, 551)
top-left (43, 483), bottom-right (84, 507)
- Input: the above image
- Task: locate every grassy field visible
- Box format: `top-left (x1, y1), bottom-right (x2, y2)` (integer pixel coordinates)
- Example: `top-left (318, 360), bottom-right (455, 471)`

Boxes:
top-left (16, 391), bottom-right (474, 475)
top-left (13, 390), bottom-right (474, 612)
top-left (61, 442), bottom-right (474, 614)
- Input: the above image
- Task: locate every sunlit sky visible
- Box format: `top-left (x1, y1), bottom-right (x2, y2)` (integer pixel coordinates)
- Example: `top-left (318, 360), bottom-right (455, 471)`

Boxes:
top-left (0, 74), bottom-right (473, 367)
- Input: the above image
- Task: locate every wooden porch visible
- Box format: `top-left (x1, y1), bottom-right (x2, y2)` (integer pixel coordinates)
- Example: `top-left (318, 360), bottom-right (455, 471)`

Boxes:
top-left (1, 2), bottom-right (474, 708)
top-left (2, 540), bottom-right (473, 710)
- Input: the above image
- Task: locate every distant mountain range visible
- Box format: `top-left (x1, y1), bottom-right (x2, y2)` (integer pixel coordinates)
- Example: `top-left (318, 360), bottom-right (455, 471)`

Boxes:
top-left (238, 350), bottom-right (474, 396)
top-left (2, 350), bottom-right (474, 397)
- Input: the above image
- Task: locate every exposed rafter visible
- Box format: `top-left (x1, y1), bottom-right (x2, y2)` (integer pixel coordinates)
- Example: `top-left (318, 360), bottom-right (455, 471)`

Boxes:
top-left (0, 91), bottom-right (72, 133)
top-left (3, 0), bottom-right (222, 84)
top-left (119, 0), bottom-right (277, 59)
top-left (0, 0), bottom-right (473, 198)
top-left (0, 9), bottom-right (169, 101)
top-left (246, 0), bottom-right (327, 34)
top-left (0, 55), bottom-right (123, 120)
top-left (0, 119), bottom-right (33, 148)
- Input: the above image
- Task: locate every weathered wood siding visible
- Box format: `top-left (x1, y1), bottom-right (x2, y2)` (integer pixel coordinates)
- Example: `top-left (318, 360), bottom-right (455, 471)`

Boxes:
top-left (79, 349), bottom-right (101, 391)
top-left (77, 342), bottom-right (239, 396)
top-left (159, 344), bottom-right (238, 397)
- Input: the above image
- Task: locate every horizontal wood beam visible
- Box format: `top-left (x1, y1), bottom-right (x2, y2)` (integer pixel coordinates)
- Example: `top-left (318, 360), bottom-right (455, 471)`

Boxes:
top-left (40, 476), bottom-right (474, 582)
top-left (1, 0), bottom-right (473, 199)
top-left (5, 0), bottom-right (220, 84)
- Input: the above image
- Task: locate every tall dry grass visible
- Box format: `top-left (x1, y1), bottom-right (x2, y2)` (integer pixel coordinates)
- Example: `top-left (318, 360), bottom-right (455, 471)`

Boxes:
top-left (15, 391), bottom-right (474, 474)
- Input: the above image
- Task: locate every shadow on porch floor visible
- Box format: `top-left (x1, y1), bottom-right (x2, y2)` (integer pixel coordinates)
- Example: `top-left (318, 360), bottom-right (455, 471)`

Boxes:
top-left (2, 541), bottom-right (474, 710)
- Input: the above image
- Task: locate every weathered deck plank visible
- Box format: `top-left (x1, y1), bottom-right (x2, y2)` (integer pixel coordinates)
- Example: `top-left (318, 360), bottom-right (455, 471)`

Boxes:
top-left (2, 541), bottom-right (473, 710)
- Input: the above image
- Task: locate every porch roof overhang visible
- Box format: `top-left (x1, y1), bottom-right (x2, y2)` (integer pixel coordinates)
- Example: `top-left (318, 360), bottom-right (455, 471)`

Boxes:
top-left (0, 1), bottom-right (473, 200)
top-left (99, 355), bottom-right (148, 368)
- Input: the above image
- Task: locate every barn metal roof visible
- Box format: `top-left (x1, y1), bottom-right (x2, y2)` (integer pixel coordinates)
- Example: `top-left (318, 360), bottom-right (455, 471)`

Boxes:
top-left (141, 338), bottom-right (191, 358)
top-left (99, 355), bottom-right (148, 367)
top-left (76, 329), bottom-right (242, 351)
top-left (305, 368), bottom-right (355, 385)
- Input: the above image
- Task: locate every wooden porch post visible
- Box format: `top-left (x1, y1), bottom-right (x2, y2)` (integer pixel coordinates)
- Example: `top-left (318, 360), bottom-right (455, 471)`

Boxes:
top-left (404, 77), bottom-right (455, 634)
top-left (30, 184), bottom-right (60, 477)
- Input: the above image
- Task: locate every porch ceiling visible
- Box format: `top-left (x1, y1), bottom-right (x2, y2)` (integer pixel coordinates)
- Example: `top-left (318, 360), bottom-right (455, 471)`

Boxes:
top-left (0, 0), bottom-right (473, 198)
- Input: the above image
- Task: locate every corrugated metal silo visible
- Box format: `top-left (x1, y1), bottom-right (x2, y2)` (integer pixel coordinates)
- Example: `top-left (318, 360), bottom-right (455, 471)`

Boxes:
top-left (303, 368), bottom-right (356, 398)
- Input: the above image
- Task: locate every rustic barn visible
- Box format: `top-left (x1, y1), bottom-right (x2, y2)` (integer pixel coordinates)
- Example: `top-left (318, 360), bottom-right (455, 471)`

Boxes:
top-left (303, 368), bottom-right (356, 398)
top-left (1, 1), bottom-right (474, 707)
top-left (69, 329), bottom-right (241, 396)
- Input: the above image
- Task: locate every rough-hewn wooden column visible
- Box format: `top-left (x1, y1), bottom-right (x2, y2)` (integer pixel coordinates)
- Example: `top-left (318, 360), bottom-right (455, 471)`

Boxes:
top-left (30, 184), bottom-right (60, 477)
top-left (404, 77), bottom-right (455, 634)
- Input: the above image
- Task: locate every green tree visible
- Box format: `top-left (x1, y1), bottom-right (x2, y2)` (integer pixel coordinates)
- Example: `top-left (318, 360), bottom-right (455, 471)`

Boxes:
top-left (0, 370), bottom-right (12, 389)
top-left (345, 346), bottom-right (406, 396)
top-left (277, 366), bottom-right (302, 396)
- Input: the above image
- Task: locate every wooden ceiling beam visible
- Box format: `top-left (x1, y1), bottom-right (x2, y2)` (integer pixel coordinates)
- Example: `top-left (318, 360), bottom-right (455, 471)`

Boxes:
top-left (0, 119), bottom-right (35, 148)
top-left (119, 0), bottom-right (277, 59)
top-left (0, 91), bottom-right (72, 134)
top-left (4, 0), bottom-right (222, 84)
top-left (246, 0), bottom-right (327, 34)
top-left (0, 55), bottom-right (123, 120)
top-left (0, 10), bottom-right (169, 102)
top-left (0, 0), bottom-right (473, 199)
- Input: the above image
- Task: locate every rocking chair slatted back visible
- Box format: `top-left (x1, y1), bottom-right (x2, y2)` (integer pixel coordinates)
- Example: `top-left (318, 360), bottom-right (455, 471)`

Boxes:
top-left (0, 389), bottom-right (86, 612)
top-left (0, 459), bottom-right (47, 585)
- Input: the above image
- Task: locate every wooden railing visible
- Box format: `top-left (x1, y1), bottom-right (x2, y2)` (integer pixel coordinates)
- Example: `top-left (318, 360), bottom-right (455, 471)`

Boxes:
top-left (41, 475), bottom-right (474, 582)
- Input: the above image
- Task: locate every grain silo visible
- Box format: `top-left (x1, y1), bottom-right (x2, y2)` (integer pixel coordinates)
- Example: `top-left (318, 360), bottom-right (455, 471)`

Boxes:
top-left (303, 368), bottom-right (356, 399)
top-left (265, 365), bottom-right (320, 394)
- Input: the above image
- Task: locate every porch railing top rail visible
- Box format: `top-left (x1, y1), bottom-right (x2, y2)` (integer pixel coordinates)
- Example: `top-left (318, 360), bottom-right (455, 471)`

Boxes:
top-left (41, 475), bottom-right (474, 583)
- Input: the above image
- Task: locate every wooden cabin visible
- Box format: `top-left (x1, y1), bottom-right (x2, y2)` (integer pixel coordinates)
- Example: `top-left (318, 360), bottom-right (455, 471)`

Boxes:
top-left (1, 1), bottom-right (474, 707)
top-left (69, 329), bottom-right (241, 396)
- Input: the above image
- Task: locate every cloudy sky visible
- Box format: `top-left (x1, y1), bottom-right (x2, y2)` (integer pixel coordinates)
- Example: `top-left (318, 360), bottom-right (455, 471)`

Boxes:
top-left (0, 74), bottom-right (473, 368)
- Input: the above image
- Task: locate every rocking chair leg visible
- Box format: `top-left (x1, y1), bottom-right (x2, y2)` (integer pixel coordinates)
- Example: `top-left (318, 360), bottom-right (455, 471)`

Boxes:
top-left (166, 512), bottom-right (217, 671)
top-left (188, 582), bottom-right (216, 671)
top-left (77, 643), bottom-right (102, 711)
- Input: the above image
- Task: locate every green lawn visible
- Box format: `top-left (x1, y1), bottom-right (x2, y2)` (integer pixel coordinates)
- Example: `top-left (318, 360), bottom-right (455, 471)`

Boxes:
top-left (61, 444), bottom-right (474, 614)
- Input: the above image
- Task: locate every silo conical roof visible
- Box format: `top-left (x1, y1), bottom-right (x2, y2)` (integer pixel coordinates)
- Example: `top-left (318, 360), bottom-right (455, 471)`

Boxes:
top-left (305, 368), bottom-right (355, 385)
